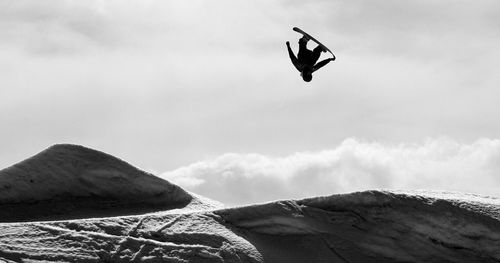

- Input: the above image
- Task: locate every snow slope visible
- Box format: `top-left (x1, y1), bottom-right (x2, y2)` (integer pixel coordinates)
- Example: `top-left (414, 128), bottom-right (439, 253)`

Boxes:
top-left (0, 144), bottom-right (193, 222)
top-left (0, 145), bottom-right (499, 262)
top-left (219, 191), bottom-right (500, 262)
top-left (0, 191), bottom-right (499, 262)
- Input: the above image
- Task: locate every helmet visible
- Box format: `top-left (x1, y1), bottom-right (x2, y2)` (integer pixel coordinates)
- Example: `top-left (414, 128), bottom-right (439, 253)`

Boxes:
top-left (302, 72), bottom-right (312, 82)
top-left (302, 74), bottom-right (312, 82)
top-left (301, 67), bottom-right (313, 82)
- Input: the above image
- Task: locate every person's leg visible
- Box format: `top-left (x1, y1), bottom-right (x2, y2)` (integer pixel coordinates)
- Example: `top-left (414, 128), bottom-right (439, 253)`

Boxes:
top-left (311, 45), bottom-right (323, 64)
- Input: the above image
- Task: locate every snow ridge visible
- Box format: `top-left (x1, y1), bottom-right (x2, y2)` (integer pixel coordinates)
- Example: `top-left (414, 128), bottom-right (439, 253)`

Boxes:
top-left (1, 190), bottom-right (498, 262)
top-left (217, 191), bottom-right (500, 262)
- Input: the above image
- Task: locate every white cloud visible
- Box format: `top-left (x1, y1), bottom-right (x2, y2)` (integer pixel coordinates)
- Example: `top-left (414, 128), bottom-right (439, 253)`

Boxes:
top-left (0, 0), bottom-right (119, 55)
top-left (161, 137), bottom-right (500, 205)
top-left (0, 0), bottom-right (290, 55)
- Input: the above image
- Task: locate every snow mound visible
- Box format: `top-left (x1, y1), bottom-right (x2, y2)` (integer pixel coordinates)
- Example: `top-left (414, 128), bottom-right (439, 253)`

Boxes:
top-left (217, 190), bottom-right (500, 262)
top-left (0, 144), bottom-right (192, 222)
top-left (0, 190), bottom-right (498, 262)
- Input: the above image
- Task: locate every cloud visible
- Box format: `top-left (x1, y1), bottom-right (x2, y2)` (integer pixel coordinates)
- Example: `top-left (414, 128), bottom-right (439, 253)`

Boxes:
top-left (0, 0), bottom-right (119, 55)
top-left (161, 137), bottom-right (500, 205)
top-left (0, 0), bottom-right (292, 55)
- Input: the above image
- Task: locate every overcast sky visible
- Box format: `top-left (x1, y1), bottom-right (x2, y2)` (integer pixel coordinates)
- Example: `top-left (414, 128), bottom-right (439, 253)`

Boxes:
top-left (1, 0), bottom-right (500, 204)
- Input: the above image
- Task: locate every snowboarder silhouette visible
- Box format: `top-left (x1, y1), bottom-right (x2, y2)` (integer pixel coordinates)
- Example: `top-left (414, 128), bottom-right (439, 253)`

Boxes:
top-left (286, 35), bottom-right (334, 82)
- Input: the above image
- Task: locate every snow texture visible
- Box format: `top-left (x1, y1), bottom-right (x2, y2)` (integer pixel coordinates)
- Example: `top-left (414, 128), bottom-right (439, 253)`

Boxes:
top-left (0, 145), bottom-right (499, 262)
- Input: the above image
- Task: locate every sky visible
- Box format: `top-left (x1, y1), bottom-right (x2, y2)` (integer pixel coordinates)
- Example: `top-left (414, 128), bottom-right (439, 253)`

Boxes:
top-left (1, 0), bottom-right (500, 205)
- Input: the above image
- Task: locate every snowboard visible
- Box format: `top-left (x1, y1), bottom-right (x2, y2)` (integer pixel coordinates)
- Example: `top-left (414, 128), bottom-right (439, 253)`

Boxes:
top-left (293, 27), bottom-right (335, 61)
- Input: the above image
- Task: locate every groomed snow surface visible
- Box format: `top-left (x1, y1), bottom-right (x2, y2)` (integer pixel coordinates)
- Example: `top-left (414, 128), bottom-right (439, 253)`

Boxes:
top-left (0, 145), bottom-right (499, 263)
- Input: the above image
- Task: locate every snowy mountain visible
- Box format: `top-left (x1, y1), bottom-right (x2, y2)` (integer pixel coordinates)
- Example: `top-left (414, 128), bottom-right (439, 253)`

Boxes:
top-left (0, 145), bottom-right (499, 262)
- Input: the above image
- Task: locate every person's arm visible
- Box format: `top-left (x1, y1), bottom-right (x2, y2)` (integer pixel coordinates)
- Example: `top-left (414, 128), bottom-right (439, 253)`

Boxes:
top-left (286, 41), bottom-right (300, 72)
top-left (312, 58), bottom-right (334, 73)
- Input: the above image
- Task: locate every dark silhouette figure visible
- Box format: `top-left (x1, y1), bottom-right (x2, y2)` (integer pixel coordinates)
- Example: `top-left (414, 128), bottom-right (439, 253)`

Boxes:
top-left (286, 36), bottom-right (334, 82)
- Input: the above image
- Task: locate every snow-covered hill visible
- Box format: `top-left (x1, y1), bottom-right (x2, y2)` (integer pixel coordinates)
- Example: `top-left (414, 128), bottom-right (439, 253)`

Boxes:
top-left (0, 145), bottom-right (499, 262)
top-left (218, 191), bottom-right (500, 262)
top-left (0, 144), bottom-right (193, 222)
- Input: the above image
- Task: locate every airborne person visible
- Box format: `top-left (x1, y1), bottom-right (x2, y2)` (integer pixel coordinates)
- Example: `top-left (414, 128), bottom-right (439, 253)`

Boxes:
top-left (286, 28), bottom-right (335, 82)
